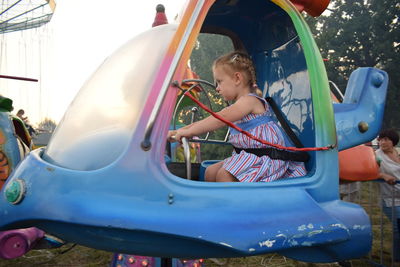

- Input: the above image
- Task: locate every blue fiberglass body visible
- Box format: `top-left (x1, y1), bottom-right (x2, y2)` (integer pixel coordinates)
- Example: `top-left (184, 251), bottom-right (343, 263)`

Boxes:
top-left (0, 0), bottom-right (388, 263)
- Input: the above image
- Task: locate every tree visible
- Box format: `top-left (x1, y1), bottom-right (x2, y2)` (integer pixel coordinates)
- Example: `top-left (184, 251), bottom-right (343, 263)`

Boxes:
top-left (37, 118), bottom-right (57, 132)
top-left (306, 0), bottom-right (400, 129)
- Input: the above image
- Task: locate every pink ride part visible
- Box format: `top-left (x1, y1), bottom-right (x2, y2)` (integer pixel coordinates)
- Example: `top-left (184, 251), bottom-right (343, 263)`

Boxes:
top-left (0, 227), bottom-right (44, 259)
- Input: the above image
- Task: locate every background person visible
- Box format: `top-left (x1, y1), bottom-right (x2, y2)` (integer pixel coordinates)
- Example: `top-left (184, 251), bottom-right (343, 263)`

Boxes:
top-left (16, 109), bottom-right (27, 122)
top-left (16, 109), bottom-right (36, 136)
top-left (376, 128), bottom-right (400, 262)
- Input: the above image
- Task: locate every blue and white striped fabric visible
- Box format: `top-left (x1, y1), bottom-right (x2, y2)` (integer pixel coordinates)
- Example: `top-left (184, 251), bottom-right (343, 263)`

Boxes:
top-left (222, 94), bottom-right (306, 182)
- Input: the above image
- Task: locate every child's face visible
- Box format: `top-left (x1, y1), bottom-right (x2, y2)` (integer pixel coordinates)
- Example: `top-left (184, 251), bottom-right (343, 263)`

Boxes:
top-left (212, 65), bottom-right (238, 101)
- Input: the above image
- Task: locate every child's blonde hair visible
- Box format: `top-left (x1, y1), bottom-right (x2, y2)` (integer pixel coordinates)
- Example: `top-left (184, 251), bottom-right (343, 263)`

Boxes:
top-left (213, 51), bottom-right (261, 95)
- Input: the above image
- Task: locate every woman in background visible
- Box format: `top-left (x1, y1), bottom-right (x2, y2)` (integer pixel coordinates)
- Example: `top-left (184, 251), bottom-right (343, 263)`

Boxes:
top-left (376, 128), bottom-right (400, 262)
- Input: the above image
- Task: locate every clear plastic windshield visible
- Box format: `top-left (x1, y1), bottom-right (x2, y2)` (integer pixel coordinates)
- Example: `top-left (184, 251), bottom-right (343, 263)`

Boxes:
top-left (43, 24), bottom-right (178, 171)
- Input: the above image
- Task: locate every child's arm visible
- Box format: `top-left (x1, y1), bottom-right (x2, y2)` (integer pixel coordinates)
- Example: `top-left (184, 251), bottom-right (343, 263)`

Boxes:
top-left (169, 95), bottom-right (257, 142)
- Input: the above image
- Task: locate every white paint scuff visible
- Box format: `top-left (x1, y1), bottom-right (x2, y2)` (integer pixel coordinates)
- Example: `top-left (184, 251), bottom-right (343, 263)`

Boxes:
top-left (259, 239), bottom-right (276, 248)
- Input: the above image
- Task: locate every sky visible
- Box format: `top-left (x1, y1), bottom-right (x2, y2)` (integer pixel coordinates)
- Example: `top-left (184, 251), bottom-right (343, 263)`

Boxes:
top-left (0, 0), bottom-right (187, 126)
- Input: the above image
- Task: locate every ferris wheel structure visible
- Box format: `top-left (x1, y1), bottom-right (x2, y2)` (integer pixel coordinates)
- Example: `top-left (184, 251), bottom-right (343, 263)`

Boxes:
top-left (0, 0), bottom-right (55, 34)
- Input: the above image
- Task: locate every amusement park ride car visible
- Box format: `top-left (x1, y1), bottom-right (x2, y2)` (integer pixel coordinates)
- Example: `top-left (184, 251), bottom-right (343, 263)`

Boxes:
top-left (0, 0), bottom-right (388, 264)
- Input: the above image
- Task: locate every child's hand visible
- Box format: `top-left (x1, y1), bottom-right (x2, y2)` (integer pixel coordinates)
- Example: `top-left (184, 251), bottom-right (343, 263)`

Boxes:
top-left (167, 130), bottom-right (178, 142)
top-left (168, 129), bottom-right (192, 143)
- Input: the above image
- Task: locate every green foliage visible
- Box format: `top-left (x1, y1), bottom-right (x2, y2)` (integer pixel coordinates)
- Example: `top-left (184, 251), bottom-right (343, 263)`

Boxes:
top-left (305, 0), bottom-right (400, 129)
top-left (190, 34), bottom-right (234, 82)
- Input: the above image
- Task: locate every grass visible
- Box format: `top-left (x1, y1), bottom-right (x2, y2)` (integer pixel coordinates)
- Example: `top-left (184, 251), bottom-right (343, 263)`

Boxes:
top-left (0, 181), bottom-right (398, 267)
top-left (0, 245), bottom-right (112, 267)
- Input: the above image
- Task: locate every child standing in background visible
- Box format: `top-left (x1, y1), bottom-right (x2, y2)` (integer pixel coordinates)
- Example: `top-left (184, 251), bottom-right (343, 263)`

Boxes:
top-left (168, 51), bottom-right (306, 182)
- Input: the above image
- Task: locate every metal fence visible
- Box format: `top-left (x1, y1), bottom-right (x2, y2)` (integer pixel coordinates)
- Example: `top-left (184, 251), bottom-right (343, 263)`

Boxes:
top-left (340, 180), bottom-right (399, 267)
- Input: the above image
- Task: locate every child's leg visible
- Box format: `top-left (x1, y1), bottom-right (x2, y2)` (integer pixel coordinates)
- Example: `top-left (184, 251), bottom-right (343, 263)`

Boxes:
top-left (205, 161), bottom-right (224, 182)
top-left (216, 168), bottom-right (238, 182)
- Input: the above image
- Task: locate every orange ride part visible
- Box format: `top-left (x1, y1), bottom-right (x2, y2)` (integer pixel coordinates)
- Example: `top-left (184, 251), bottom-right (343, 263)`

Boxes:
top-left (0, 151), bottom-right (10, 189)
top-left (290, 0), bottom-right (330, 17)
top-left (0, 131), bottom-right (5, 145)
top-left (339, 145), bottom-right (379, 181)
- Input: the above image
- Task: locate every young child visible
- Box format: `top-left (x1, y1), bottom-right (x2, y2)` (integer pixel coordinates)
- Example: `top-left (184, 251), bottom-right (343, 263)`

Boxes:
top-left (168, 51), bottom-right (306, 182)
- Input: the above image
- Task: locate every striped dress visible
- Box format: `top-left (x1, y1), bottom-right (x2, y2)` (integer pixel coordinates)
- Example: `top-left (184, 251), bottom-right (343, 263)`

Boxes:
top-left (222, 94), bottom-right (307, 182)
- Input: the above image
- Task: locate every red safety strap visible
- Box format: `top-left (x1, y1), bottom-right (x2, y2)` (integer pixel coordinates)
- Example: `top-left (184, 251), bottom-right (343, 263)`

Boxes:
top-left (184, 91), bottom-right (333, 152)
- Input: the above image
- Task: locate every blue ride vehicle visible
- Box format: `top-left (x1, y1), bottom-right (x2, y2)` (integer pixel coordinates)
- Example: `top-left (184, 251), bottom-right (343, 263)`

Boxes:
top-left (0, 0), bottom-right (388, 263)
